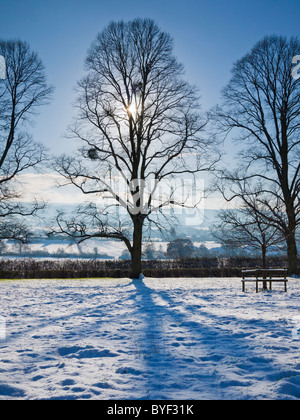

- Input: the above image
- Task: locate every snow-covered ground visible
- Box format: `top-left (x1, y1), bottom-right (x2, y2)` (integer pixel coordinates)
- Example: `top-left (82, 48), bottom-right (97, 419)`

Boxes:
top-left (0, 277), bottom-right (300, 400)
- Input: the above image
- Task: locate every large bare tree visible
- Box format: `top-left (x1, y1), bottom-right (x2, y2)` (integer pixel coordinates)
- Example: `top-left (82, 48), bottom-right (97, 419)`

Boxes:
top-left (55, 19), bottom-right (218, 278)
top-left (0, 40), bottom-right (53, 242)
top-left (214, 35), bottom-right (300, 274)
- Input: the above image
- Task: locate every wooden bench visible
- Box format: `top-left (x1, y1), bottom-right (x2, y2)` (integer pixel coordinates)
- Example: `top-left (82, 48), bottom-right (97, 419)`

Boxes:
top-left (241, 269), bottom-right (288, 293)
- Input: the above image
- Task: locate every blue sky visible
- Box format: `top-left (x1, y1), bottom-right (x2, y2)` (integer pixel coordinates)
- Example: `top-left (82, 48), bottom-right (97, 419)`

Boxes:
top-left (0, 0), bottom-right (299, 206)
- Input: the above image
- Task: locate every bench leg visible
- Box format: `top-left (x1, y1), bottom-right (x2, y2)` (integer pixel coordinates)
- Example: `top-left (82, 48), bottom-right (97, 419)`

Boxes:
top-left (256, 281), bottom-right (258, 293)
top-left (285, 282), bottom-right (287, 292)
top-left (269, 281), bottom-right (272, 290)
top-left (242, 282), bottom-right (245, 292)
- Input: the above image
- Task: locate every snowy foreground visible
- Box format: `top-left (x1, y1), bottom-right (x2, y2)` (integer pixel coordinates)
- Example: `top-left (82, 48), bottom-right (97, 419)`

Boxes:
top-left (0, 277), bottom-right (300, 400)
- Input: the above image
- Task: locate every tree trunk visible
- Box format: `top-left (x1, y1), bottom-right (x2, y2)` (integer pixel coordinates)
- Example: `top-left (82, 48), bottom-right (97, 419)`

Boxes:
top-left (286, 233), bottom-right (298, 275)
top-left (262, 243), bottom-right (267, 290)
top-left (261, 242), bottom-right (267, 270)
top-left (285, 207), bottom-right (298, 275)
top-left (130, 217), bottom-right (143, 279)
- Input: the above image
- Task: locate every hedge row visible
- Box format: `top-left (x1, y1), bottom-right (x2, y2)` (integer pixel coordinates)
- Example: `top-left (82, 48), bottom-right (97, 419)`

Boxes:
top-left (0, 267), bottom-right (243, 279)
top-left (0, 256), bottom-right (297, 279)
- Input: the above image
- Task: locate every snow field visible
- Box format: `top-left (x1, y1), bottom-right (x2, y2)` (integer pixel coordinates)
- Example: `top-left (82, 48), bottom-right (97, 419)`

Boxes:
top-left (0, 277), bottom-right (300, 400)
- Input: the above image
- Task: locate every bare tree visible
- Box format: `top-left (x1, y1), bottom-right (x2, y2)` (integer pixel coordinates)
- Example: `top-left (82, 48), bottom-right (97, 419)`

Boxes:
top-left (214, 35), bottom-right (300, 274)
top-left (0, 40), bottom-right (53, 242)
top-left (212, 190), bottom-right (285, 271)
top-left (54, 19), bottom-right (219, 278)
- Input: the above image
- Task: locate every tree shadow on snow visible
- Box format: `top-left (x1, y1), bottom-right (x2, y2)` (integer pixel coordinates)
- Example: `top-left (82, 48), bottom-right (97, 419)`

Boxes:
top-left (128, 278), bottom-right (289, 400)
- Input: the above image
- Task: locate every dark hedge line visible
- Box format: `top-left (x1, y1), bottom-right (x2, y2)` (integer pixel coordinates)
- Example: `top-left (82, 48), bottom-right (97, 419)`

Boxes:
top-left (0, 256), bottom-right (298, 279)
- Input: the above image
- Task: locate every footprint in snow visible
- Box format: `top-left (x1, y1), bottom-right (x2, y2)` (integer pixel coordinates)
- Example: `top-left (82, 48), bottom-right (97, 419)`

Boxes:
top-left (0, 383), bottom-right (25, 397)
top-left (57, 346), bottom-right (118, 359)
top-left (115, 367), bottom-right (142, 375)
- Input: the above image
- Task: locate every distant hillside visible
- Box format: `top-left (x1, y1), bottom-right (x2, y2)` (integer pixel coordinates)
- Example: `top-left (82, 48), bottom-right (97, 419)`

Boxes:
top-left (31, 203), bottom-right (219, 242)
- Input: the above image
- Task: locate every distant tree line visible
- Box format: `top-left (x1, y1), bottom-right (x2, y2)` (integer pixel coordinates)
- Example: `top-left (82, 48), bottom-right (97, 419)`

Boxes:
top-left (0, 241), bottom-right (113, 259)
top-left (0, 235), bottom-right (292, 264)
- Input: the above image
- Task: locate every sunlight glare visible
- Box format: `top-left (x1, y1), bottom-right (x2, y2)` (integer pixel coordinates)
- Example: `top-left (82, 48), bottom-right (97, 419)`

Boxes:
top-left (127, 102), bottom-right (137, 119)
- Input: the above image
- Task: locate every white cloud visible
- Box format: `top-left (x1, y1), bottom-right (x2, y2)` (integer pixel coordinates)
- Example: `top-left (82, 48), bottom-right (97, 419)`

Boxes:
top-left (13, 173), bottom-right (88, 204)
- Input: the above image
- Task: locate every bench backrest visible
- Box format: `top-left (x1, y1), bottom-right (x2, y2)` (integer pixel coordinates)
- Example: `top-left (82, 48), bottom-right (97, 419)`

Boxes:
top-left (242, 269), bottom-right (288, 278)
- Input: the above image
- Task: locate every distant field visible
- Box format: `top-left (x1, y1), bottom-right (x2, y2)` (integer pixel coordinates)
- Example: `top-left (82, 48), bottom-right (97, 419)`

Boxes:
top-left (1, 238), bottom-right (222, 260)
